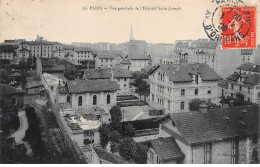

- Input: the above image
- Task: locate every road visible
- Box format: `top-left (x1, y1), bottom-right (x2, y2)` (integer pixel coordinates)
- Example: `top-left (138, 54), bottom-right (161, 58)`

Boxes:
top-left (24, 96), bottom-right (79, 163)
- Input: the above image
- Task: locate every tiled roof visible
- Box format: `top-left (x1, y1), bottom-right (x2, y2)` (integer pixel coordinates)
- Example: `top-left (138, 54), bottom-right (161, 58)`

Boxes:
top-left (9, 72), bottom-right (22, 77)
top-left (150, 137), bottom-right (184, 162)
top-left (156, 63), bottom-right (222, 83)
top-left (26, 76), bottom-right (43, 88)
top-left (67, 79), bottom-right (120, 93)
top-left (237, 63), bottom-right (260, 73)
top-left (0, 44), bottom-right (18, 53)
top-left (0, 84), bottom-right (25, 95)
top-left (93, 146), bottom-right (130, 164)
top-left (120, 58), bottom-right (131, 65)
top-left (227, 72), bottom-right (260, 85)
top-left (169, 105), bottom-right (259, 145)
top-left (84, 68), bottom-right (132, 79)
top-left (141, 65), bottom-right (158, 74)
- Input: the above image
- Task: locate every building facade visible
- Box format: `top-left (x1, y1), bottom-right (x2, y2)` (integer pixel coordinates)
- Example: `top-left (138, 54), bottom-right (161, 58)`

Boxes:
top-left (149, 63), bottom-right (222, 113)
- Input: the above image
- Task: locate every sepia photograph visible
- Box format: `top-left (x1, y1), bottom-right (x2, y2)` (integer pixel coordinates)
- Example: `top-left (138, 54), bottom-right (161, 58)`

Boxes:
top-left (0, 0), bottom-right (259, 164)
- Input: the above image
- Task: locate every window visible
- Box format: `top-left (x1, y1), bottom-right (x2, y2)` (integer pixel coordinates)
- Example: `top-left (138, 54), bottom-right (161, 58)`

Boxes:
top-left (181, 89), bottom-right (185, 96)
top-left (231, 93), bottom-right (234, 98)
top-left (248, 87), bottom-right (250, 93)
top-left (168, 100), bottom-right (171, 110)
top-left (181, 102), bottom-right (185, 110)
top-left (239, 85), bottom-right (242, 91)
top-left (204, 143), bottom-right (212, 164)
top-left (208, 90), bottom-right (211, 94)
top-left (66, 95), bottom-right (71, 102)
top-left (93, 95), bottom-right (97, 105)
top-left (107, 94), bottom-right (110, 104)
top-left (231, 139), bottom-right (239, 164)
top-left (231, 84), bottom-right (234, 90)
top-left (78, 96), bottom-right (82, 106)
top-left (152, 94), bottom-right (154, 102)
top-left (195, 88), bottom-right (198, 95)
top-left (106, 59), bottom-right (108, 62)
top-left (12, 97), bottom-right (17, 105)
top-left (195, 75), bottom-right (199, 84)
top-left (149, 150), bottom-right (154, 160)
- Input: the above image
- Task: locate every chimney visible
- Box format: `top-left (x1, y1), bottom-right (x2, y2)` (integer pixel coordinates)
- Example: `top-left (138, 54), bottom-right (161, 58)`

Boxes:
top-left (110, 70), bottom-right (114, 81)
top-left (199, 103), bottom-right (208, 114)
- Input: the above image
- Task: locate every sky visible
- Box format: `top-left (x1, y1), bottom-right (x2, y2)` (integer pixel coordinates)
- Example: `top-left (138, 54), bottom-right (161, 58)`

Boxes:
top-left (0, 0), bottom-right (259, 44)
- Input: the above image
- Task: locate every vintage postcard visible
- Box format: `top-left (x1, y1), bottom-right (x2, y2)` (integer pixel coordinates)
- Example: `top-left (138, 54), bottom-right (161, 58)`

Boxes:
top-left (0, 0), bottom-right (259, 164)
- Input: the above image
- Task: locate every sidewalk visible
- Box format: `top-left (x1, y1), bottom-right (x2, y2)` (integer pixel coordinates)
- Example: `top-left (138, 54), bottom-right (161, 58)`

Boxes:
top-left (10, 111), bottom-right (28, 144)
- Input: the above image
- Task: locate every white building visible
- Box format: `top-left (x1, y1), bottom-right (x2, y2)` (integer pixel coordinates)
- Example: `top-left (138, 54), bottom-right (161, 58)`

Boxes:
top-left (149, 63), bottom-right (222, 113)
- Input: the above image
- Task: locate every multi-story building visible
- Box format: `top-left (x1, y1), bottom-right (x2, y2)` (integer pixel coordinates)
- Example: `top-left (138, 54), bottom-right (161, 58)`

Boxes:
top-left (67, 47), bottom-right (95, 65)
top-left (224, 63), bottom-right (260, 105)
top-left (127, 54), bottom-right (150, 72)
top-left (0, 44), bottom-right (19, 64)
top-left (173, 40), bottom-right (260, 79)
top-left (149, 63), bottom-right (222, 113)
top-left (153, 104), bottom-right (260, 164)
top-left (83, 68), bottom-right (132, 95)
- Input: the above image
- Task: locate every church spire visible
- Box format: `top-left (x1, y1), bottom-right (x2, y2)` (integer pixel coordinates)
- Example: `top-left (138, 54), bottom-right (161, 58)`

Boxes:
top-left (130, 25), bottom-right (134, 41)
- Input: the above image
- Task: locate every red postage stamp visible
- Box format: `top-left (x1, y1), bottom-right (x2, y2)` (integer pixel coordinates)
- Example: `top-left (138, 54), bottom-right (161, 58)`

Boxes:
top-left (221, 6), bottom-right (256, 49)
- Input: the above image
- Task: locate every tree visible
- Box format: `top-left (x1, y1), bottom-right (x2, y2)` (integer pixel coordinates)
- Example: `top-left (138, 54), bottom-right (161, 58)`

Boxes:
top-left (109, 105), bottom-right (122, 123)
top-left (0, 107), bottom-right (19, 135)
top-left (189, 98), bottom-right (221, 111)
top-left (98, 123), bottom-right (110, 149)
top-left (189, 98), bottom-right (202, 111)
top-left (123, 123), bottom-right (135, 137)
top-left (132, 71), bottom-right (150, 100)
top-left (118, 137), bottom-right (137, 160)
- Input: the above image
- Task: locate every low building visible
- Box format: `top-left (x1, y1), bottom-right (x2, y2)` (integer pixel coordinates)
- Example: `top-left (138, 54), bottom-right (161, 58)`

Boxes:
top-left (83, 68), bottom-right (132, 95)
top-left (158, 104), bottom-right (259, 164)
top-left (128, 55), bottom-right (150, 72)
top-left (149, 63), bottom-right (222, 113)
top-left (56, 79), bottom-right (120, 113)
top-left (9, 72), bottom-right (22, 83)
top-left (25, 75), bottom-right (44, 95)
top-left (0, 84), bottom-right (25, 109)
top-left (91, 145), bottom-right (130, 164)
top-left (147, 137), bottom-right (184, 164)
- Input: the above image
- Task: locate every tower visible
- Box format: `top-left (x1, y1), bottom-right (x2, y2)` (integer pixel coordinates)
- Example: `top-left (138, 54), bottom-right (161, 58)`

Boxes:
top-left (130, 25), bottom-right (134, 41)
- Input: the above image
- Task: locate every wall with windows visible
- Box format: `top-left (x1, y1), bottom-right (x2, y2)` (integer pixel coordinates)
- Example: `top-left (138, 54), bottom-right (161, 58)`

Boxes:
top-left (70, 91), bottom-right (117, 112)
top-left (130, 59), bottom-right (149, 71)
top-left (149, 68), bottom-right (219, 113)
top-left (0, 93), bottom-right (24, 109)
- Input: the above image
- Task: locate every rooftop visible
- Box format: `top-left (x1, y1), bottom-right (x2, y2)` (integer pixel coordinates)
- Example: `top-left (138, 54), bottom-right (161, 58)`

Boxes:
top-left (26, 76), bottom-right (43, 88)
top-left (83, 68), bottom-right (132, 79)
top-left (150, 137), bottom-right (184, 162)
top-left (227, 72), bottom-right (260, 85)
top-left (67, 79), bottom-right (120, 93)
top-left (0, 84), bottom-right (25, 96)
top-left (9, 72), bottom-right (22, 77)
top-left (92, 146), bottom-right (130, 164)
top-left (237, 63), bottom-right (260, 73)
top-left (43, 65), bottom-right (65, 73)
top-left (155, 63), bottom-right (222, 83)
top-left (167, 105), bottom-right (259, 145)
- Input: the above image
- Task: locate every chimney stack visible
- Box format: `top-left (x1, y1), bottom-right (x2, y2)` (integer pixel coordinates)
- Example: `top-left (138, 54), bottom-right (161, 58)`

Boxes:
top-left (199, 103), bottom-right (208, 114)
top-left (110, 70), bottom-right (114, 81)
